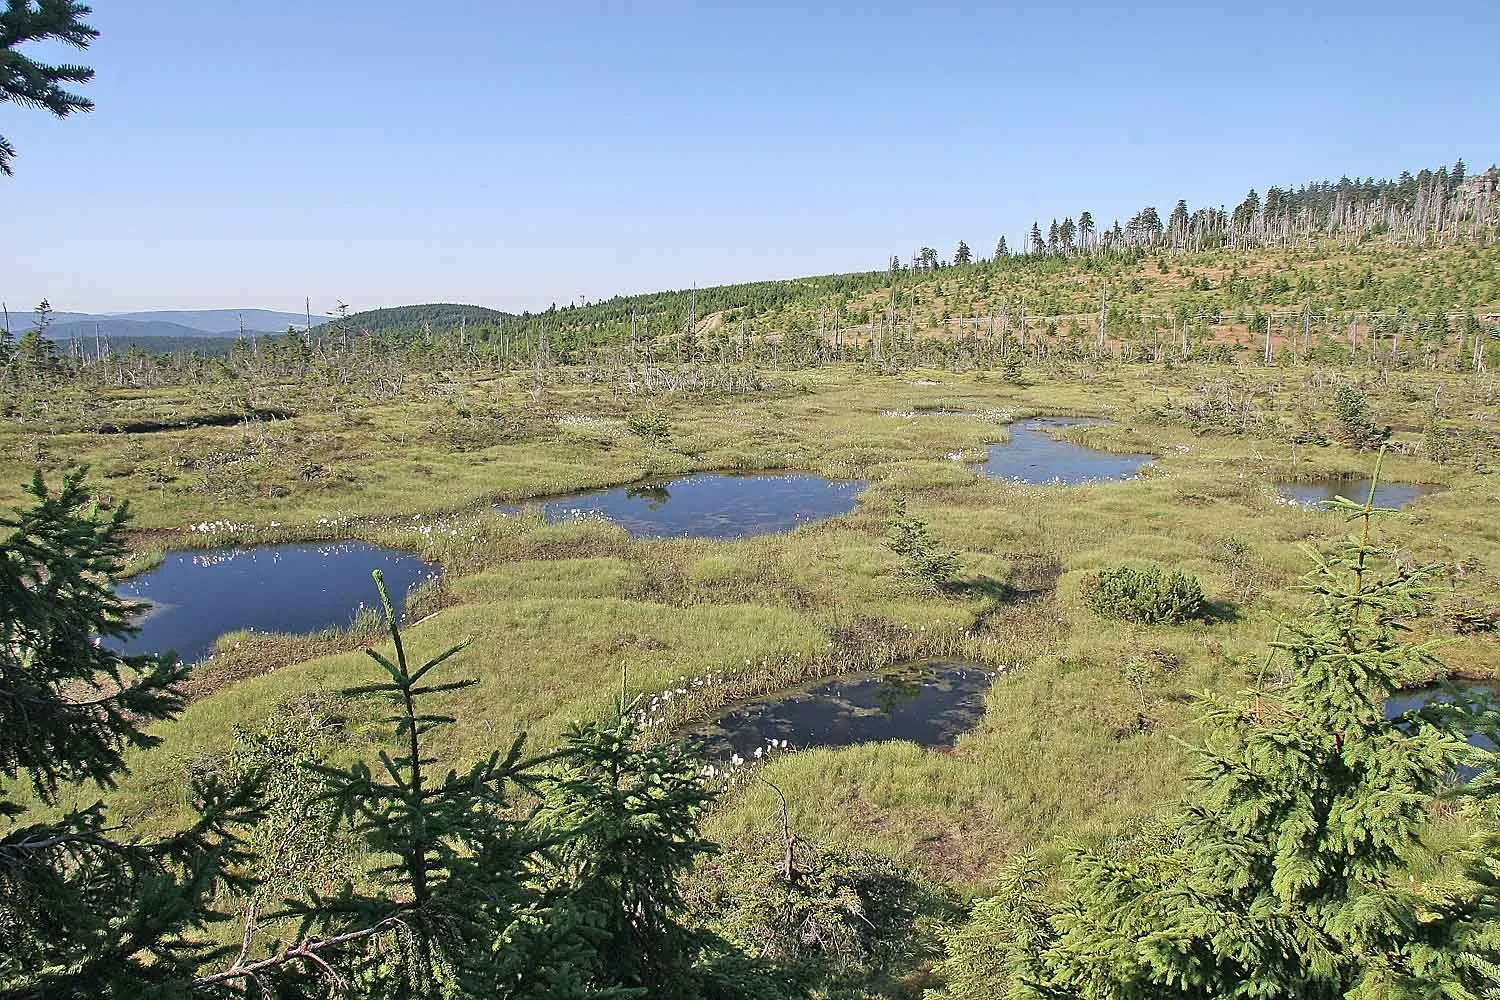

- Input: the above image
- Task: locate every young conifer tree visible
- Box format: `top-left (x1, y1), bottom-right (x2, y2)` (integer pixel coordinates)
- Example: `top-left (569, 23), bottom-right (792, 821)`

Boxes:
top-left (231, 570), bottom-right (595, 999)
top-left (223, 573), bottom-right (743, 999)
top-left (532, 700), bottom-right (719, 995)
top-left (887, 495), bottom-right (959, 593)
top-left (934, 453), bottom-right (1491, 998)
top-left (0, 472), bottom-right (265, 998)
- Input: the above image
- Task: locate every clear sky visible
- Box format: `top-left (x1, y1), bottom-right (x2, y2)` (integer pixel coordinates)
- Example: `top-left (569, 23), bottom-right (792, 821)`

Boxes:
top-left (4, 0), bottom-right (1498, 316)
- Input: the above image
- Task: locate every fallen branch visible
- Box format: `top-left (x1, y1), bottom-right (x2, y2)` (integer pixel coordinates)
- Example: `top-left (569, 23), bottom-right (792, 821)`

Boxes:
top-left (192, 915), bottom-right (405, 992)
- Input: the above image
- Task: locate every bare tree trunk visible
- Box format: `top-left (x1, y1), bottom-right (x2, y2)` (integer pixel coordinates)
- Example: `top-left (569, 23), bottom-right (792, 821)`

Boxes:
top-left (1097, 292), bottom-right (1106, 355)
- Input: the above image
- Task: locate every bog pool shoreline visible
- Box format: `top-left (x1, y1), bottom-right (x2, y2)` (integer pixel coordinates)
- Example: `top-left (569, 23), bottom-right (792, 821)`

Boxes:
top-left (496, 469), bottom-right (869, 540)
top-left (111, 540), bottom-right (440, 666)
top-left (679, 659), bottom-right (1002, 762)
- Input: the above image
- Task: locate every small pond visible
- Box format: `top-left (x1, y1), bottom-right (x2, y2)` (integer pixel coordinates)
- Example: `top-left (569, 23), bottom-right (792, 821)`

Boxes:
top-left (684, 660), bottom-right (997, 761)
top-left (1277, 477), bottom-right (1442, 510)
top-left (977, 417), bottom-right (1152, 484)
top-left (113, 541), bottom-right (438, 664)
top-left (1386, 682), bottom-right (1498, 752)
top-left (503, 472), bottom-right (866, 540)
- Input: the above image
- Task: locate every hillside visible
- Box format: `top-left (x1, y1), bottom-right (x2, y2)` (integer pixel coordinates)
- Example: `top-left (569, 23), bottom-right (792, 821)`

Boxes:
top-left (94, 335), bottom-right (242, 356)
top-left (283, 160), bottom-right (1498, 361)
top-left (300, 240), bottom-right (1496, 371)
top-left (11, 0), bottom-right (1500, 992)
top-left (102, 308), bottom-right (312, 333)
top-left (16, 163), bottom-right (1493, 356)
top-left (46, 318), bottom-right (238, 342)
top-left (310, 302), bottom-right (512, 337)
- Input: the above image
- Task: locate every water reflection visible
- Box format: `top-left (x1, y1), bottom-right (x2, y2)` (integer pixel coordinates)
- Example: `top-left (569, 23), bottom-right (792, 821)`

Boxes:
top-left (975, 417), bottom-right (1152, 484)
top-left (625, 484), bottom-right (673, 509)
top-left (112, 541), bottom-right (438, 665)
top-left (1385, 682), bottom-right (1497, 752)
top-left (1277, 477), bottom-right (1441, 510)
top-left (684, 661), bottom-right (997, 761)
top-left (503, 472), bottom-right (866, 540)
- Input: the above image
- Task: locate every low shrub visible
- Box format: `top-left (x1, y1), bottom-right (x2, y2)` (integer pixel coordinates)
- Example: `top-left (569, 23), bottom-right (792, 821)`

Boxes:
top-left (684, 833), bottom-right (950, 993)
top-left (1082, 564), bottom-right (1205, 624)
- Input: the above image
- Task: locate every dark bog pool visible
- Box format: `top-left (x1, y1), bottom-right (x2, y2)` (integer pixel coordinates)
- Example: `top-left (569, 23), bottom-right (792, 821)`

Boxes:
top-left (1277, 477), bottom-right (1441, 510)
top-left (506, 472), bottom-right (866, 540)
top-left (113, 542), bottom-right (438, 664)
top-left (684, 661), bottom-right (996, 761)
top-left (977, 417), bottom-right (1152, 484)
top-left (1385, 683), bottom-right (1498, 752)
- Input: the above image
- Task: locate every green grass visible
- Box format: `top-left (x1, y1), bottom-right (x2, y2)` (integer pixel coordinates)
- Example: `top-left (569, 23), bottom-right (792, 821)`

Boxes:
top-left (100, 597), bottom-right (829, 829)
top-left (7, 358), bottom-right (1498, 901)
top-left (453, 557), bottom-right (647, 600)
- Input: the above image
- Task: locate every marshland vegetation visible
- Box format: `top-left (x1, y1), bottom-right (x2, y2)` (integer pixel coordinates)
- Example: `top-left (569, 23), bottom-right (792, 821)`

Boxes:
top-left (6, 185), bottom-right (1500, 996)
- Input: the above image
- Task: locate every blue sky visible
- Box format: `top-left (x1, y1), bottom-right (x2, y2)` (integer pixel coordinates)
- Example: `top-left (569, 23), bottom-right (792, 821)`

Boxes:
top-left (4, 0), bottom-right (1497, 315)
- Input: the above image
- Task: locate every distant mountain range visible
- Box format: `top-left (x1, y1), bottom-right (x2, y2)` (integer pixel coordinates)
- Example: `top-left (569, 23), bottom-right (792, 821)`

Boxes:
top-left (5, 305), bottom-right (522, 345)
top-left (2, 308), bottom-right (315, 340)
